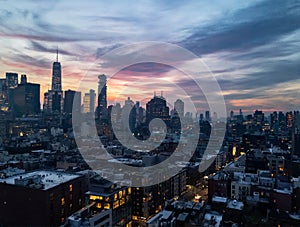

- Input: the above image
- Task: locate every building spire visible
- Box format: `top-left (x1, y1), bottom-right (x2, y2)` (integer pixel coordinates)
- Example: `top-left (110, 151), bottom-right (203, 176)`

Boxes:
top-left (56, 47), bottom-right (58, 62)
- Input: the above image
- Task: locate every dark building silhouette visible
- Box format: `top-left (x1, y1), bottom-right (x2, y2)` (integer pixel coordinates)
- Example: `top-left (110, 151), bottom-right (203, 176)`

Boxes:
top-left (5, 72), bottom-right (18, 89)
top-left (0, 78), bottom-right (8, 105)
top-left (45, 49), bottom-right (63, 113)
top-left (292, 127), bottom-right (300, 157)
top-left (20, 74), bottom-right (27, 84)
top-left (0, 171), bottom-right (88, 226)
top-left (64, 89), bottom-right (81, 114)
top-left (174, 99), bottom-right (184, 118)
top-left (146, 93), bottom-right (170, 126)
top-left (52, 49), bottom-right (62, 92)
top-left (205, 110), bottom-right (210, 122)
top-left (96, 74), bottom-right (107, 120)
top-left (10, 82), bottom-right (40, 117)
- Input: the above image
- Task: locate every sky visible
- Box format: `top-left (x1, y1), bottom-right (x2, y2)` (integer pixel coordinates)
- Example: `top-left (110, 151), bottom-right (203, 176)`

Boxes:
top-left (0, 0), bottom-right (300, 115)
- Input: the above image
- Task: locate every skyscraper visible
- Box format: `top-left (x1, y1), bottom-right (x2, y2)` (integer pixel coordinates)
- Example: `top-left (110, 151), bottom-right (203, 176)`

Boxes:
top-left (0, 78), bottom-right (7, 105)
top-left (205, 110), bottom-right (210, 121)
top-left (64, 89), bottom-right (81, 114)
top-left (6, 72), bottom-right (18, 89)
top-left (146, 93), bottom-right (170, 126)
top-left (174, 99), bottom-right (184, 118)
top-left (83, 89), bottom-right (96, 113)
top-left (46, 49), bottom-right (63, 113)
top-left (96, 74), bottom-right (107, 120)
top-left (51, 49), bottom-right (62, 92)
top-left (10, 81), bottom-right (40, 117)
top-left (98, 74), bottom-right (107, 109)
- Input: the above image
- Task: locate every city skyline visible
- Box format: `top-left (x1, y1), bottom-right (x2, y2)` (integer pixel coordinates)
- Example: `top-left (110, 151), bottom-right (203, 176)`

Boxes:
top-left (0, 1), bottom-right (300, 114)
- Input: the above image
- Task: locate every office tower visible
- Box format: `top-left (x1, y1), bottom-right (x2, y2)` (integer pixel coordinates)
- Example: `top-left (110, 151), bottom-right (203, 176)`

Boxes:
top-left (121, 97), bottom-right (135, 131)
top-left (10, 82), bottom-right (40, 117)
top-left (174, 99), bottom-right (184, 118)
top-left (20, 74), bottom-right (27, 84)
top-left (111, 102), bottom-right (121, 123)
top-left (64, 90), bottom-right (81, 114)
top-left (49, 91), bottom-right (63, 113)
top-left (286, 111), bottom-right (293, 128)
top-left (89, 89), bottom-right (95, 113)
top-left (292, 111), bottom-right (300, 157)
top-left (146, 93), bottom-right (170, 125)
top-left (205, 110), bottom-right (210, 121)
top-left (52, 49), bottom-right (62, 91)
top-left (43, 92), bottom-right (50, 112)
top-left (83, 89), bottom-right (95, 113)
top-left (254, 110), bottom-right (264, 126)
top-left (230, 110), bottom-right (234, 119)
top-left (5, 72), bottom-right (18, 89)
top-left (125, 96), bottom-right (134, 106)
top-left (97, 74), bottom-right (107, 109)
top-left (48, 49), bottom-right (63, 113)
top-left (199, 113), bottom-right (204, 121)
top-left (96, 74), bottom-right (107, 120)
top-left (0, 78), bottom-right (7, 105)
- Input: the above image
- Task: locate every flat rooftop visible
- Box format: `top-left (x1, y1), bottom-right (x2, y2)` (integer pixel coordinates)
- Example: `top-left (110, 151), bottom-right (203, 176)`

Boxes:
top-left (0, 170), bottom-right (81, 190)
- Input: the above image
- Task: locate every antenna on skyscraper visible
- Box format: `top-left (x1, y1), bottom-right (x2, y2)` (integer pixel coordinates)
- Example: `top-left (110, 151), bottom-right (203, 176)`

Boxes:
top-left (154, 91), bottom-right (156, 97)
top-left (161, 91), bottom-right (163, 97)
top-left (56, 46), bottom-right (58, 62)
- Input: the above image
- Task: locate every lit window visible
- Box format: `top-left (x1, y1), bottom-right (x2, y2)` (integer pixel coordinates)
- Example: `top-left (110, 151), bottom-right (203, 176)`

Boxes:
top-left (61, 197), bottom-right (65, 206)
top-left (90, 195), bottom-right (103, 201)
top-left (113, 201), bottom-right (119, 209)
top-left (104, 203), bottom-right (110, 209)
top-left (128, 187), bottom-right (131, 194)
top-left (96, 203), bottom-right (102, 208)
top-left (120, 198), bottom-right (125, 206)
top-left (119, 191), bottom-right (122, 198)
top-left (69, 184), bottom-right (73, 192)
top-left (114, 193), bottom-right (118, 201)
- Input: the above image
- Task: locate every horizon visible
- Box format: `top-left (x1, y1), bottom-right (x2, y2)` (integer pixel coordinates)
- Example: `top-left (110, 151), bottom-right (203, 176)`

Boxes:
top-left (0, 1), bottom-right (299, 115)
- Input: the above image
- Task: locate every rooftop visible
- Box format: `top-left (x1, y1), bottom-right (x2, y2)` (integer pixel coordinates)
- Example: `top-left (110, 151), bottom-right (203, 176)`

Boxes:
top-left (212, 196), bottom-right (228, 204)
top-left (227, 199), bottom-right (244, 210)
top-left (0, 170), bottom-right (81, 190)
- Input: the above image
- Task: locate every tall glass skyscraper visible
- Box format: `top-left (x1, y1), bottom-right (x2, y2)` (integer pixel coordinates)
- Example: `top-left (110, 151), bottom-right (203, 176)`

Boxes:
top-left (96, 74), bottom-right (107, 119)
top-left (48, 49), bottom-right (63, 113)
top-left (51, 49), bottom-right (62, 92)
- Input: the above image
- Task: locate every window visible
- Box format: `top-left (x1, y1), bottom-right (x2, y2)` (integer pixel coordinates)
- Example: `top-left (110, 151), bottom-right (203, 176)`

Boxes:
top-left (90, 195), bottom-right (103, 201)
top-left (104, 203), bottom-right (110, 209)
top-left (113, 201), bottom-right (119, 209)
top-left (120, 198), bottom-right (125, 206)
top-left (61, 197), bottom-right (65, 206)
top-left (69, 184), bottom-right (73, 192)
top-left (96, 203), bottom-right (102, 208)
